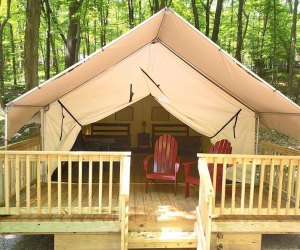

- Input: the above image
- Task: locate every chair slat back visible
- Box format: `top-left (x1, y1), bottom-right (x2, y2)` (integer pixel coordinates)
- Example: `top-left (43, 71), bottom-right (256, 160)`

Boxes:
top-left (153, 134), bottom-right (178, 174)
top-left (208, 139), bottom-right (232, 192)
top-left (209, 139), bottom-right (232, 154)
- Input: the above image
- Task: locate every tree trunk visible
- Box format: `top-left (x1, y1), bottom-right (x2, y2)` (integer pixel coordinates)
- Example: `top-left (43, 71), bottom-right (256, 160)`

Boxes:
top-left (272, 0), bottom-right (277, 83)
top-left (65, 0), bottom-right (83, 69)
top-left (8, 23), bottom-right (17, 86)
top-left (50, 36), bottom-right (59, 74)
top-left (42, 0), bottom-right (52, 80)
top-left (211, 0), bottom-right (224, 44)
top-left (99, 0), bottom-right (109, 48)
top-left (191, 0), bottom-right (199, 30)
top-left (128, 0), bottom-right (134, 28)
top-left (0, 0), bottom-right (11, 107)
top-left (235, 0), bottom-right (244, 62)
top-left (200, 0), bottom-right (213, 36)
top-left (153, 0), bottom-right (159, 13)
top-left (287, 0), bottom-right (298, 97)
top-left (24, 0), bottom-right (41, 90)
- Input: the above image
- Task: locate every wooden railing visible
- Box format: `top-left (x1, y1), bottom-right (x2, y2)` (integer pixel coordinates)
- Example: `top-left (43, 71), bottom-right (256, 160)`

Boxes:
top-left (197, 154), bottom-right (300, 216)
top-left (0, 137), bottom-right (41, 151)
top-left (0, 151), bottom-right (131, 217)
top-left (260, 141), bottom-right (300, 156)
top-left (196, 158), bottom-right (215, 250)
top-left (260, 142), bottom-right (300, 205)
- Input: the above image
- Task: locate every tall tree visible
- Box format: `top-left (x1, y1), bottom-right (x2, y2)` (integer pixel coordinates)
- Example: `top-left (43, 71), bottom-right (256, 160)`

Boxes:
top-left (0, 0), bottom-right (11, 107)
top-left (65, 0), bottom-right (83, 69)
top-left (8, 23), bottom-right (17, 86)
top-left (287, 0), bottom-right (299, 97)
top-left (98, 0), bottom-right (109, 47)
top-left (191, 0), bottom-right (199, 30)
top-left (200, 0), bottom-right (213, 36)
top-left (211, 0), bottom-right (224, 43)
top-left (24, 0), bottom-right (41, 90)
top-left (42, 0), bottom-right (52, 80)
top-left (235, 0), bottom-right (245, 62)
top-left (128, 0), bottom-right (134, 28)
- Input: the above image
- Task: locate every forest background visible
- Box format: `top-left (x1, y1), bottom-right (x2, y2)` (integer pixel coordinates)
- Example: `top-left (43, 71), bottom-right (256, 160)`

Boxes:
top-left (0, 0), bottom-right (299, 146)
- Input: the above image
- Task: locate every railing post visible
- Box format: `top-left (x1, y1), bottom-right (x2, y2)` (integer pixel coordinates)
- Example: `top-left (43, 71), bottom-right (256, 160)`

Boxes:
top-left (120, 155), bottom-right (131, 250)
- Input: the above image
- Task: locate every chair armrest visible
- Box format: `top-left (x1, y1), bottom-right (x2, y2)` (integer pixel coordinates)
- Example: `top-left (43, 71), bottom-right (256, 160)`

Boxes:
top-left (143, 154), bottom-right (154, 172)
top-left (175, 156), bottom-right (181, 173)
top-left (182, 161), bottom-right (198, 177)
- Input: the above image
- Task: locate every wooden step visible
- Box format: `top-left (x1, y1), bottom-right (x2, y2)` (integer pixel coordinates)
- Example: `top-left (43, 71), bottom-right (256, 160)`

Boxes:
top-left (128, 231), bottom-right (197, 249)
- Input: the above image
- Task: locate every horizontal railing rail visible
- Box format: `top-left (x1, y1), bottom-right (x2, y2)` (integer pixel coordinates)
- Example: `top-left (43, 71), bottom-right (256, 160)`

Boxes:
top-left (0, 151), bottom-right (131, 217)
top-left (0, 137), bottom-right (41, 151)
top-left (260, 141), bottom-right (300, 156)
top-left (197, 154), bottom-right (300, 216)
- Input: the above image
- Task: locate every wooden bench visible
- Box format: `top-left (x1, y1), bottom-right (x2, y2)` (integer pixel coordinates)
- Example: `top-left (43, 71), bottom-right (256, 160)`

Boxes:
top-left (83, 123), bottom-right (131, 151)
top-left (151, 124), bottom-right (202, 153)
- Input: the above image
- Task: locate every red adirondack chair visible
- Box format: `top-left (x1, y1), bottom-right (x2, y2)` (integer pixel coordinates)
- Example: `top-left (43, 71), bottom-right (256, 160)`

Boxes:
top-left (183, 139), bottom-right (232, 197)
top-left (143, 134), bottom-right (181, 194)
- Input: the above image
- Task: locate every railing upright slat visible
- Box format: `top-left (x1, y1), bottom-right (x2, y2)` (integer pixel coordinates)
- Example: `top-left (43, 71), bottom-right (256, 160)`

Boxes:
top-left (221, 158), bottom-right (227, 214)
top-left (267, 159), bottom-right (275, 214)
top-left (109, 156), bottom-right (113, 214)
top-left (4, 154), bottom-right (9, 214)
top-left (78, 155), bottom-right (83, 214)
top-left (249, 159), bottom-right (256, 214)
top-left (241, 158), bottom-right (247, 214)
top-left (258, 159), bottom-right (265, 214)
top-left (276, 160), bottom-right (284, 214)
top-left (68, 155), bottom-right (72, 215)
top-left (88, 155), bottom-right (93, 214)
top-left (286, 160), bottom-right (294, 213)
top-left (99, 155), bottom-right (103, 214)
top-left (15, 155), bottom-right (20, 215)
top-left (57, 155), bottom-right (62, 214)
top-left (231, 158), bottom-right (237, 213)
top-left (47, 155), bottom-right (52, 213)
top-left (36, 155), bottom-right (41, 214)
top-left (0, 158), bottom-right (4, 203)
top-left (26, 155), bottom-right (30, 214)
top-left (295, 161), bottom-right (300, 214)
top-left (212, 158), bottom-right (217, 193)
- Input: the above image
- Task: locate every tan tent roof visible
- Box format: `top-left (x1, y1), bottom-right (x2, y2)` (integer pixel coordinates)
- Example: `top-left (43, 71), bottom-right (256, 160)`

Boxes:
top-left (6, 8), bottom-right (300, 153)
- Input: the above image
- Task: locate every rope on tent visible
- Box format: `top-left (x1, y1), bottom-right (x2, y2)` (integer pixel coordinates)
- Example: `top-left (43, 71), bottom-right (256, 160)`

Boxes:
top-left (129, 84), bottom-right (134, 102)
top-left (58, 100), bottom-right (82, 141)
top-left (140, 67), bottom-right (166, 96)
top-left (210, 109), bottom-right (242, 139)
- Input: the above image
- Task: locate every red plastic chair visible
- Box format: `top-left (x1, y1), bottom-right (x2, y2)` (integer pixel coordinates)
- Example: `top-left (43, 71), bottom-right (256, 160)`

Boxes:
top-left (183, 139), bottom-right (232, 197)
top-left (143, 134), bottom-right (181, 194)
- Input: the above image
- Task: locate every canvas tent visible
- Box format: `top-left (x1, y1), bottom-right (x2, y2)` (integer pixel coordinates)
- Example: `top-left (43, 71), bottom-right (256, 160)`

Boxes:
top-left (5, 8), bottom-right (300, 154)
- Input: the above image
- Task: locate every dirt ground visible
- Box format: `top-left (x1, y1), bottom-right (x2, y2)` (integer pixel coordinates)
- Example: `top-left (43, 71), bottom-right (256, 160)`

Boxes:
top-left (0, 234), bottom-right (300, 250)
